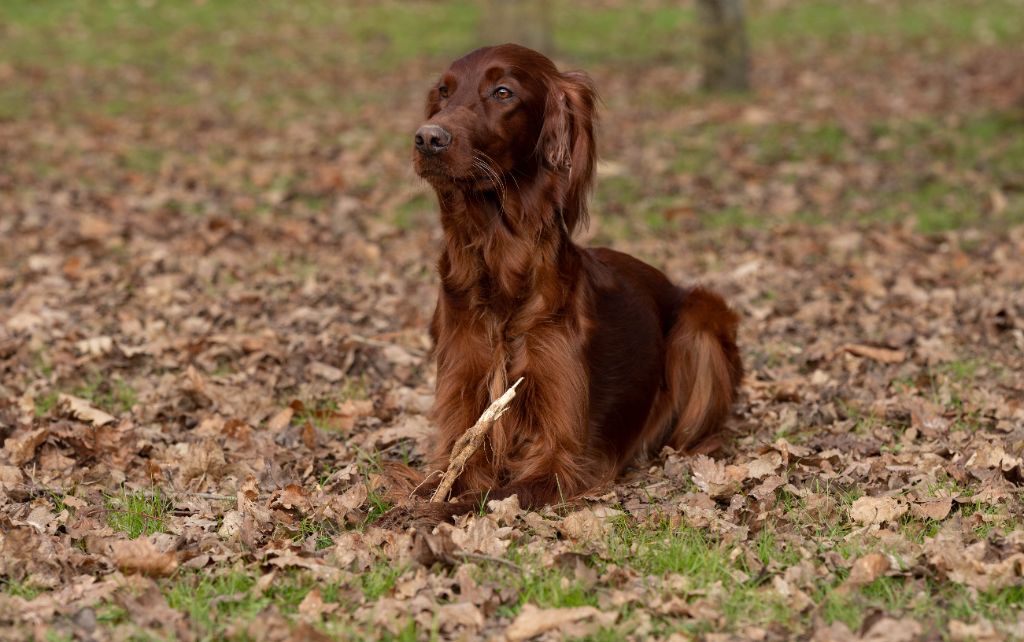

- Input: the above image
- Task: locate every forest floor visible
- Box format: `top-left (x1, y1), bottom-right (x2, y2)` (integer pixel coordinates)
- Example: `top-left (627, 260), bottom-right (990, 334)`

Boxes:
top-left (1, 1), bottom-right (1023, 640)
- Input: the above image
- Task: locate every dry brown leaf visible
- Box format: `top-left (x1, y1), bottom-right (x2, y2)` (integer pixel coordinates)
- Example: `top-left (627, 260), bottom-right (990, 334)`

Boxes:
top-left (842, 553), bottom-right (891, 589)
top-left (323, 483), bottom-right (368, 523)
top-left (58, 394), bottom-right (115, 426)
top-left (366, 414), bottom-right (432, 452)
top-left (861, 617), bottom-right (922, 642)
top-left (308, 361), bottom-right (344, 382)
top-left (446, 516), bottom-right (512, 557)
top-left (438, 602), bottom-right (484, 632)
top-left (266, 407), bottom-right (294, 432)
top-left (297, 588), bottom-right (337, 621)
top-left (559, 507), bottom-right (621, 541)
top-left (924, 519), bottom-right (1024, 590)
top-left (266, 551), bottom-right (344, 582)
top-left (691, 454), bottom-right (743, 499)
top-left (218, 510), bottom-right (244, 539)
top-left (109, 539), bottom-right (179, 577)
top-left (910, 497), bottom-right (953, 521)
top-left (850, 496), bottom-right (907, 525)
top-left (274, 484), bottom-right (310, 512)
top-left (949, 619), bottom-right (1000, 642)
top-left (505, 604), bottom-right (603, 641)
top-left (3, 428), bottom-right (48, 466)
top-left (750, 475), bottom-right (786, 501)
top-left (811, 621), bottom-right (858, 642)
top-left (771, 575), bottom-right (814, 611)
top-left (75, 336), bottom-right (114, 356)
top-left (0, 464), bottom-right (22, 486)
top-left (487, 494), bottom-right (523, 526)
top-left (908, 398), bottom-right (950, 436)
top-left (745, 452), bottom-right (783, 479)
top-left (841, 343), bottom-right (906, 364)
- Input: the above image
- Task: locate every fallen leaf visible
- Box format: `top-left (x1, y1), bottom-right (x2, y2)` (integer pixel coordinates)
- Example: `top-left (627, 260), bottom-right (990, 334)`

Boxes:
top-left (438, 602), bottom-right (484, 632)
top-left (949, 619), bottom-right (1000, 642)
top-left (109, 539), bottom-right (179, 577)
top-left (841, 344), bottom-right (906, 364)
top-left (850, 496), bottom-right (907, 525)
top-left (266, 407), bottom-right (294, 432)
top-left (298, 588), bottom-right (337, 621)
top-left (842, 553), bottom-right (891, 589)
top-left (58, 394), bottom-right (115, 426)
top-left (505, 604), bottom-right (604, 641)
top-left (691, 454), bottom-right (744, 499)
top-left (487, 494), bottom-right (522, 526)
top-left (308, 361), bottom-right (343, 382)
top-left (75, 336), bottom-right (114, 356)
top-left (559, 507), bottom-right (622, 541)
top-left (0, 464), bottom-right (23, 486)
top-left (910, 497), bottom-right (953, 521)
top-left (862, 617), bottom-right (922, 642)
top-left (3, 428), bottom-right (48, 465)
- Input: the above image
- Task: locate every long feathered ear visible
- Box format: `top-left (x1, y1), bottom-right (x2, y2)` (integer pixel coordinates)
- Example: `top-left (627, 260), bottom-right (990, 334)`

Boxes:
top-left (538, 71), bottom-right (597, 234)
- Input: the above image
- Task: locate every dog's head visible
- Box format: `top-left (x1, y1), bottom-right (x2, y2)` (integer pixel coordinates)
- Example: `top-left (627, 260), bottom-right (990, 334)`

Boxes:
top-left (413, 44), bottom-right (597, 232)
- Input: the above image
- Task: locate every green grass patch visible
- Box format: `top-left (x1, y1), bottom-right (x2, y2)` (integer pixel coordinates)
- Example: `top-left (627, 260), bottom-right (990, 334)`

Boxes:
top-left (292, 517), bottom-right (336, 551)
top-left (361, 562), bottom-right (406, 600)
top-left (34, 390), bottom-right (60, 417)
top-left (105, 487), bottom-right (172, 539)
top-left (73, 374), bottom-right (138, 415)
top-left (819, 577), bottom-right (1024, 632)
top-left (751, 0), bottom-right (1024, 47)
top-left (1, 579), bottom-right (46, 600)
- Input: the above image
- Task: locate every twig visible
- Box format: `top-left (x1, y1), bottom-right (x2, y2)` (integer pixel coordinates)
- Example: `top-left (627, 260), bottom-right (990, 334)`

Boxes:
top-left (408, 469), bottom-right (442, 501)
top-left (430, 377), bottom-right (524, 503)
top-left (456, 552), bottom-right (522, 571)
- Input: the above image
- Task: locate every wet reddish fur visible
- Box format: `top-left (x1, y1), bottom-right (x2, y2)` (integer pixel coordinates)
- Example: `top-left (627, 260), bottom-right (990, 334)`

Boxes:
top-left (409, 44), bottom-right (742, 511)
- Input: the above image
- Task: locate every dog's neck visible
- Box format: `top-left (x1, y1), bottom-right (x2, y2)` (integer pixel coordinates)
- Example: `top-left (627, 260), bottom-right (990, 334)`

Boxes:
top-left (435, 180), bottom-right (578, 311)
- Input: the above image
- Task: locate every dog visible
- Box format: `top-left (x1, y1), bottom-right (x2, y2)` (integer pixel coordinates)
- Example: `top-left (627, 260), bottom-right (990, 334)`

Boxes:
top-left (409, 44), bottom-right (741, 511)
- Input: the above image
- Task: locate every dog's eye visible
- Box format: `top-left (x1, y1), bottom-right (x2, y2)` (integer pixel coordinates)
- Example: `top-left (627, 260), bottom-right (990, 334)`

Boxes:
top-left (438, 85), bottom-right (449, 98)
top-left (492, 86), bottom-right (513, 100)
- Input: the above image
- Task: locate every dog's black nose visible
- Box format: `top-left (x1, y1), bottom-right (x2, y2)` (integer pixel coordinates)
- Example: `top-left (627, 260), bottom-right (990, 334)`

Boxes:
top-left (415, 124), bottom-right (452, 155)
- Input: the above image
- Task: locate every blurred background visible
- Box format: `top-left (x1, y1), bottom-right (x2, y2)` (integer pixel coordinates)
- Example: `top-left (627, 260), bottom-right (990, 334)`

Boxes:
top-left (2, 0), bottom-right (1022, 241)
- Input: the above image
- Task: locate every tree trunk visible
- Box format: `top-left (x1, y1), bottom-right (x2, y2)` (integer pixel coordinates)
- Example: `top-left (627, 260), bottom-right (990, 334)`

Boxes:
top-left (697, 0), bottom-right (750, 92)
top-left (478, 0), bottom-right (553, 55)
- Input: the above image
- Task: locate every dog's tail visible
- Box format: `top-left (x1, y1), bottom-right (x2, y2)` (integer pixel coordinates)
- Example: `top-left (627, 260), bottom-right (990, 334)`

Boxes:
top-left (662, 286), bottom-right (743, 452)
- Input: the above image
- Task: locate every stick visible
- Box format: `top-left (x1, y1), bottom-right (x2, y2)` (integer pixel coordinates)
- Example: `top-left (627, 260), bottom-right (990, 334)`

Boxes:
top-left (430, 377), bottom-right (524, 503)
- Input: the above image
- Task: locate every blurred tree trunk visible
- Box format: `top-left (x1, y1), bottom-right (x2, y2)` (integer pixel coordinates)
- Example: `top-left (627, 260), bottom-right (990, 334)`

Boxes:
top-left (697, 0), bottom-right (750, 92)
top-left (478, 0), bottom-right (553, 55)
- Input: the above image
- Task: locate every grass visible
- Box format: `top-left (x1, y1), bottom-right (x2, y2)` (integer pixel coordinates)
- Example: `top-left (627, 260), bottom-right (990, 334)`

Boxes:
top-left (105, 487), bottom-right (173, 539)
top-left (157, 566), bottom-right (425, 639)
top-left (33, 390), bottom-right (60, 417)
top-left (73, 373), bottom-right (138, 415)
top-left (1, 0), bottom-right (1021, 120)
top-left (292, 517), bottom-right (337, 551)
top-left (294, 378), bottom-right (371, 432)
top-left (1, 1), bottom-right (1018, 75)
top-left (752, 0), bottom-right (1024, 47)
top-left (484, 547), bottom-right (599, 619)
top-left (361, 562), bottom-right (406, 600)
top-left (1, 579), bottom-right (46, 600)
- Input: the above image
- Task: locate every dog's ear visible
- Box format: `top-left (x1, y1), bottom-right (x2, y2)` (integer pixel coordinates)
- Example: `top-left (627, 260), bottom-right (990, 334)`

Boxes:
top-left (538, 71), bottom-right (597, 234)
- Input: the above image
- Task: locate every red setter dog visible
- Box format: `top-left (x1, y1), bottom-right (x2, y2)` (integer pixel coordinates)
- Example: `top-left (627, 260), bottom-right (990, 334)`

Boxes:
top-left (409, 44), bottom-right (741, 511)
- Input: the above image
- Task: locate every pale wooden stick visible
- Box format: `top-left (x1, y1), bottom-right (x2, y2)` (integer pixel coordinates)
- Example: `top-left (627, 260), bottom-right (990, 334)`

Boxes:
top-left (430, 377), bottom-right (524, 503)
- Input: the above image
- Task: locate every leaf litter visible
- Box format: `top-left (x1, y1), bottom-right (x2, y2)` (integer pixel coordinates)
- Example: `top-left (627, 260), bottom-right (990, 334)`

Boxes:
top-left (1, 5), bottom-right (1024, 641)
